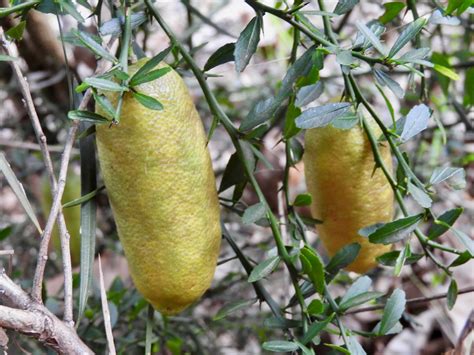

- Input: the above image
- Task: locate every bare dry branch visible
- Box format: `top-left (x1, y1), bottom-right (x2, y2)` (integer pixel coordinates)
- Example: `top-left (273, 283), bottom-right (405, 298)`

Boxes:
top-left (0, 26), bottom-right (77, 325)
top-left (0, 271), bottom-right (93, 354)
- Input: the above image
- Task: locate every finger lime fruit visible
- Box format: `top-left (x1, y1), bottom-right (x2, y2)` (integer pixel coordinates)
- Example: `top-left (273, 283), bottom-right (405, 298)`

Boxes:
top-left (41, 169), bottom-right (81, 267)
top-left (304, 121), bottom-right (393, 273)
top-left (95, 58), bottom-right (221, 315)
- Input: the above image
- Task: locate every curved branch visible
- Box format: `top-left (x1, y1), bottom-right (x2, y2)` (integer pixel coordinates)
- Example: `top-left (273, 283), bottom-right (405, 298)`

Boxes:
top-left (0, 271), bottom-right (93, 354)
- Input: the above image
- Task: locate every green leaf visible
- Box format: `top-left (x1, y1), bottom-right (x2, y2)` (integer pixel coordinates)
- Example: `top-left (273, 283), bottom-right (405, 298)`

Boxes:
top-left (355, 21), bottom-right (387, 56)
top-left (325, 243), bottom-right (361, 280)
top-left (428, 208), bottom-right (463, 240)
top-left (84, 77), bottom-right (127, 92)
top-left (5, 21), bottom-right (26, 40)
top-left (397, 48), bottom-right (433, 67)
top-left (0, 226), bottom-right (13, 241)
top-left (340, 292), bottom-right (384, 312)
top-left (449, 251), bottom-right (472, 268)
top-left (204, 43), bottom-right (235, 71)
top-left (340, 276), bottom-right (372, 305)
top-left (407, 181), bottom-right (432, 208)
top-left (447, 279), bottom-right (458, 310)
top-left (77, 122), bottom-right (98, 323)
top-left (62, 186), bottom-right (105, 208)
top-left (75, 30), bottom-right (117, 63)
top-left (213, 298), bottom-right (257, 320)
top-left (362, 214), bottom-right (424, 245)
top-left (130, 46), bottom-right (171, 80)
top-left (234, 16), bottom-right (262, 72)
top-left (446, 0), bottom-right (472, 15)
top-left (242, 202), bottom-right (266, 225)
top-left (429, 167), bottom-right (466, 189)
top-left (293, 193), bottom-right (312, 207)
top-left (218, 153), bottom-right (249, 193)
top-left (0, 0), bottom-right (40, 18)
top-left (264, 317), bottom-right (301, 329)
top-left (433, 64), bottom-right (460, 81)
top-left (145, 305), bottom-right (155, 355)
top-left (394, 243), bottom-right (410, 276)
top-left (452, 228), bottom-right (474, 255)
top-left (295, 82), bottom-right (324, 108)
top-left (400, 104), bottom-right (431, 142)
top-left (307, 299), bottom-right (324, 315)
top-left (388, 18), bottom-right (427, 58)
top-left (129, 67), bottom-right (171, 87)
top-left (248, 255), bottom-right (281, 282)
top-left (353, 21), bottom-right (385, 51)
top-left (61, 0), bottom-right (85, 22)
top-left (132, 92), bottom-right (163, 111)
top-left (373, 68), bottom-right (405, 98)
top-left (347, 336), bottom-right (367, 355)
top-left (300, 247), bottom-right (325, 295)
top-left (296, 102), bottom-right (352, 129)
top-left (333, 0), bottom-right (359, 15)
top-left (464, 68), bottom-right (474, 106)
top-left (377, 250), bottom-right (423, 266)
top-left (93, 92), bottom-right (116, 119)
top-left (336, 49), bottom-right (355, 66)
top-left (0, 154), bottom-right (42, 234)
top-left (324, 343), bottom-right (351, 354)
top-left (379, 2), bottom-right (406, 24)
top-left (68, 110), bottom-right (110, 124)
top-left (300, 314), bottom-right (334, 345)
top-left (262, 340), bottom-right (299, 352)
top-left (375, 288), bottom-right (406, 335)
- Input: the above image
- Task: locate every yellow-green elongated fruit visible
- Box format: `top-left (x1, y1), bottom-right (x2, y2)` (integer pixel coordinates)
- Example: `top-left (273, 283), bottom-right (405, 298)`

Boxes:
top-left (95, 59), bottom-right (221, 315)
top-left (303, 122), bottom-right (393, 273)
top-left (41, 169), bottom-right (81, 267)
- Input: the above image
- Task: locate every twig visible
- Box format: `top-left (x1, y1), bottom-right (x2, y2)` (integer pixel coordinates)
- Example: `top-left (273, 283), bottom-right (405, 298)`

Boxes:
top-left (0, 270), bottom-right (93, 354)
top-left (0, 139), bottom-right (79, 154)
top-left (0, 26), bottom-right (76, 325)
top-left (181, 0), bottom-right (237, 39)
top-left (346, 286), bottom-right (474, 315)
top-left (98, 255), bottom-right (117, 355)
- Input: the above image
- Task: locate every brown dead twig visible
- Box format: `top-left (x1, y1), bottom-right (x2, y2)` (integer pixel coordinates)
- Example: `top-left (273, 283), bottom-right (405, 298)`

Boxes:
top-left (0, 25), bottom-right (112, 353)
top-left (0, 270), bottom-right (93, 354)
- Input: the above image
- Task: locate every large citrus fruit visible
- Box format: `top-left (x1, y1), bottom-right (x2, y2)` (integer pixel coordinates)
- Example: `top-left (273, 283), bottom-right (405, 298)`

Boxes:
top-left (95, 59), bottom-right (221, 315)
top-left (304, 121), bottom-right (393, 273)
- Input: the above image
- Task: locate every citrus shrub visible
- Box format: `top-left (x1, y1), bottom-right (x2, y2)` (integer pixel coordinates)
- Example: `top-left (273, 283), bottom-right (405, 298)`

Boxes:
top-left (41, 169), bottom-right (82, 266)
top-left (304, 121), bottom-right (393, 273)
top-left (95, 59), bottom-right (221, 315)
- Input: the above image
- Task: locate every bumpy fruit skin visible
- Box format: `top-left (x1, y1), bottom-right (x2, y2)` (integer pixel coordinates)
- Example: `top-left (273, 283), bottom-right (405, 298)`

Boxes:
top-left (41, 169), bottom-right (81, 267)
top-left (95, 59), bottom-right (221, 315)
top-left (304, 122), bottom-right (393, 273)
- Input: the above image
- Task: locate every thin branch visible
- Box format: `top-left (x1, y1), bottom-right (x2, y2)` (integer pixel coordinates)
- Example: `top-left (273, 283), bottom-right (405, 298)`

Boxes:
top-left (346, 286), bottom-right (474, 315)
top-left (0, 271), bottom-right (93, 354)
top-left (181, 0), bottom-right (237, 39)
top-left (0, 139), bottom-right (79, 154)
top-left (0, 26), bottom-right (76, 325)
